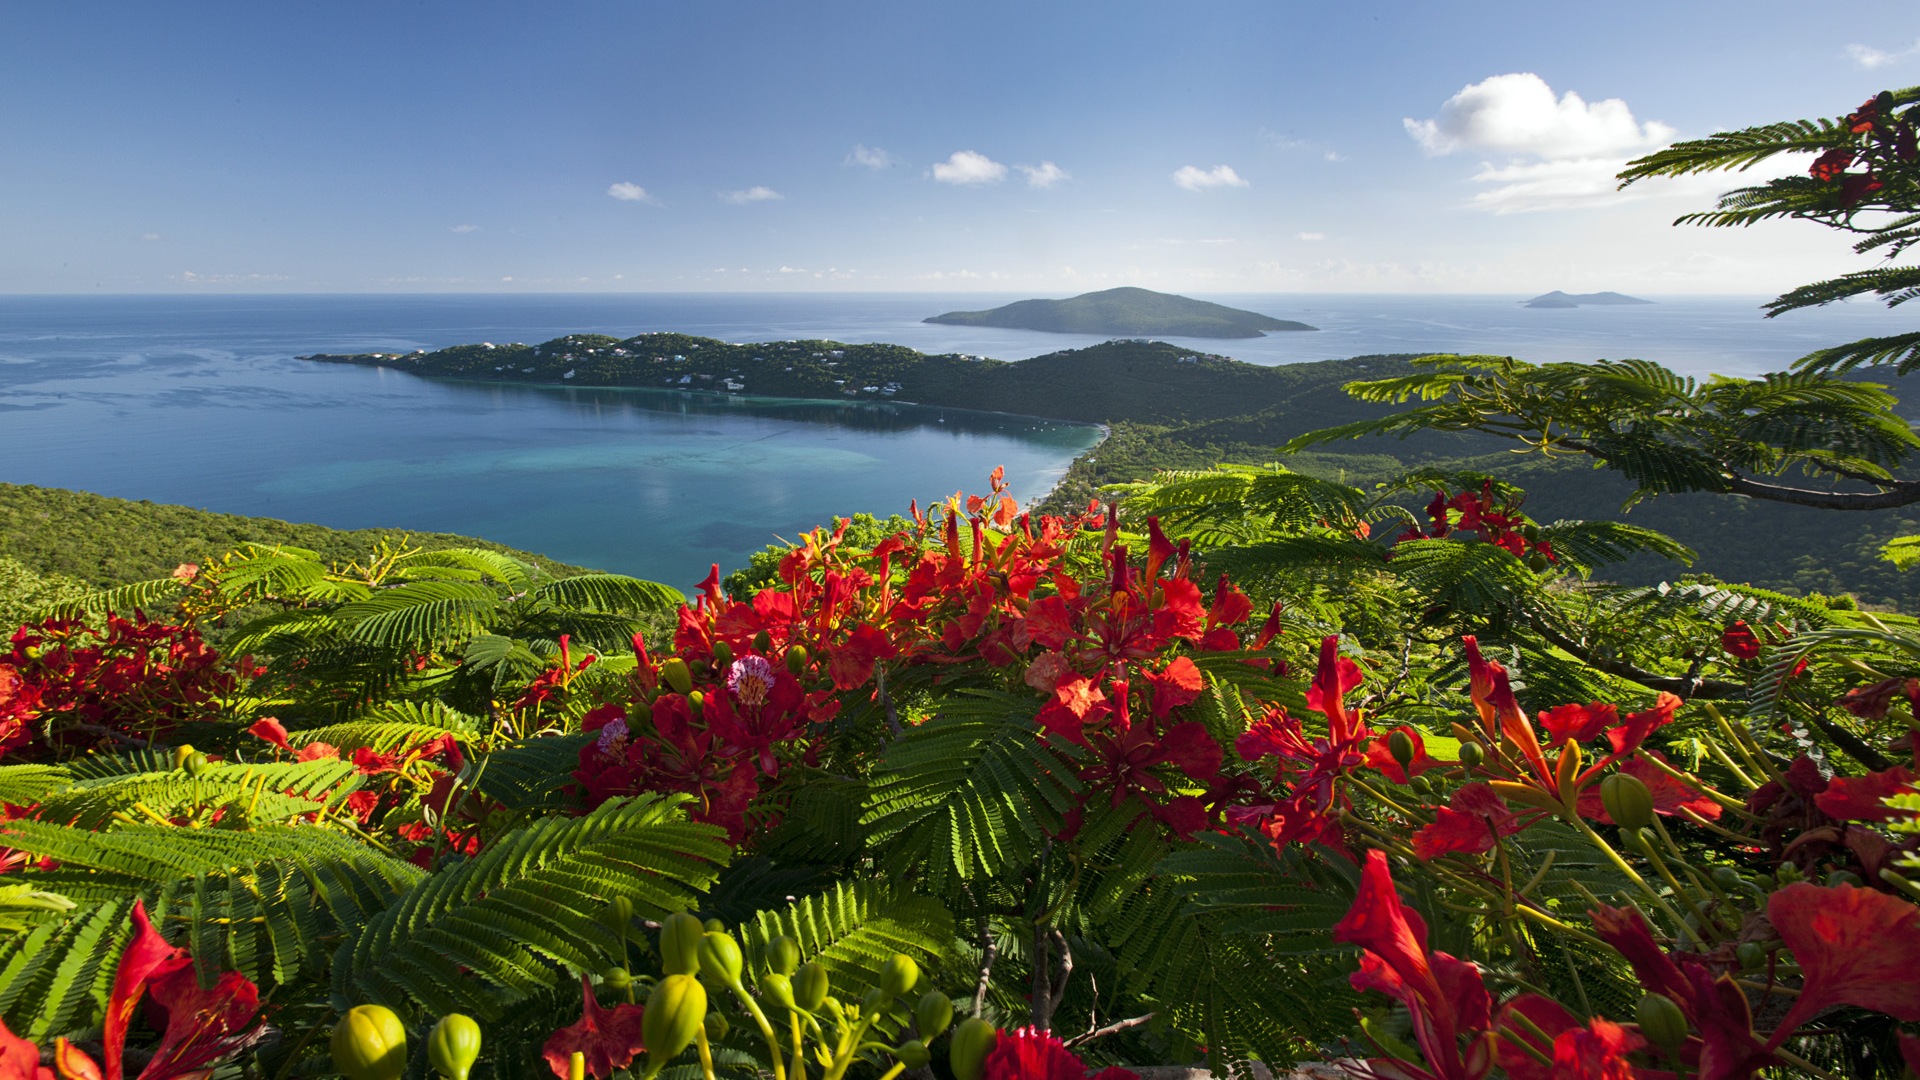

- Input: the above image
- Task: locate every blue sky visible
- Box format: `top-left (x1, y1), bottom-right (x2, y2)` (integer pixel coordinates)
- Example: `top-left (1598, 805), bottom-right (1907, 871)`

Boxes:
top-left (3, 2), bottom-right (1917, 294)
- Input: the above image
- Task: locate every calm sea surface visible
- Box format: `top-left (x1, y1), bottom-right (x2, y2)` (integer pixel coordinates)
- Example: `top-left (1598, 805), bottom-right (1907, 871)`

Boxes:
top-left (1, 292), bottom-right (1909, 587)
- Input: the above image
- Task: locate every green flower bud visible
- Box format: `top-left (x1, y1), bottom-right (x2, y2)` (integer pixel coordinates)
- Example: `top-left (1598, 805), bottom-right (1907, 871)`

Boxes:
top-left (760, 972), bottom-right (796, 1012)
top-left (712, 641), bottom-right (734, 667)
top-left (1736, 941), bottom-right (1768, 970)
top-left (172, 744), bottom-right (197, 770)
top-left (785, 644), bottom-right (810, 676)
top-left (644, 974), bottom-right (710, 1069)
top-left (661, 657), bottom-right (694, 695)
top-left (331, 1004), bottom-right (407, 1080)
top-left (660, 912), bottom-right (706, 976)
top-left (185, 751), bottom-right (213, 777)
top-left (895, 1040), bottom-right (931, 1069)
top-left (767, 935), bottom-right (801, 976)
top-left (880, 954), bottom-right (919, 997)
top-left (602, 967), bottom-right (633, 992)
top-left (1710, 866), bottom-right (1744, 891)
top-left (950, 1017), bottom-right (998, 1080)
top-left (1457, 742), bottom-right (1484, 770)
top-left (686, 689), bottom-right (705, 714)
top-left (601, 896), bottom-right (636, 940)
top-left (698, 930), bottom-right (745, 986)
top-left (1600, 772), bottom-right (1656, 831)
top-left (1387, 730), bottom-right (1417, 771)
top-left (704, 917), bottom-right (726, 933)
top-left (794, 961), bottom-right (829, 1012)
top-left (753, 631), bottom-right (773, 653)
top-left (428, 1014), bottom-right (482, 1080)
top-left (1635, 993), bottom-right (1688, 1050)
top-left (704, 1011), bottom-right (730, 1041)
top-left (914, 991), bottom-right (953, 1041)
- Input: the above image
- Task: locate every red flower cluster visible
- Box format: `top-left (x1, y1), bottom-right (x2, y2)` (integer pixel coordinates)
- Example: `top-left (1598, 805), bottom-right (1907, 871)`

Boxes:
top-left (1397, 482), bottom-right (1555, 565)
top-left (2, 615), bottom-right (250, 760)
top-left (1807, 92), bottom-right (1915, 207)
top-left (575, 479), bottom-right (1282, 843)
top-left (979, 1026), bottom-right (1136, 1080)
top-left (1339, 852), bottom-right (1920, 1080)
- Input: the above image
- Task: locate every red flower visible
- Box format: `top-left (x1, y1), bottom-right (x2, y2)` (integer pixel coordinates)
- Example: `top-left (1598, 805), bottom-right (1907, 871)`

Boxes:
top-left (1720, 621), bottom-right (1761, 660)
top-left (542, 975), bottom-right (647, 1079)
top-left (1812, 765), bottom-right (1918, 823)
top-left (101, 900), bottom-right (263, 1080)
top-left (980, 1026), bottom-right (1085, 1080)
top-left (1412, 783), bottom-right (1529, 860)
top-left (1537, 702), bottom-right (1617, 748)
top-left (1333, 851), bottom-right (1493, 1080)
top-left (827, 623), bottom-right (897, 691)
top-left (246, 717), bottom-right (291, 752)
top-left (0, 1015), bottom-right (50, 1080)
top-left (1765, 883), bottom-right (1920, 1049)
top-left (1462, 637), bottom-right (1553, 793)
top-left (1588, 903), bottom-right (1771, 1079)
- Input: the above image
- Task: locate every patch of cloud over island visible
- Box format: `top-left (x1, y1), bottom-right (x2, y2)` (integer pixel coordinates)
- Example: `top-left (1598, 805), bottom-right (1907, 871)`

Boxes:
top-left (607, 182), bottom-right (658, 204)
top-left (1173, 165), bottom-right (1248, 192)
top-left (721, 186), bottom-right (784, 204)
top-left (451, 224), bottom-right (478, 233)
top-left (846, 144), bottom-right (894, 169)
top-left (1018, 161), bottom-right (1070, 188)
top-left (1405, 73), bottom-right (1679, 213)
top-left (932, 151), bottom-right (1007, 185)
top-left (1298, 232), bottom-right (1325, 241)
top-left (1849, 38), bottom-right (1920, 69)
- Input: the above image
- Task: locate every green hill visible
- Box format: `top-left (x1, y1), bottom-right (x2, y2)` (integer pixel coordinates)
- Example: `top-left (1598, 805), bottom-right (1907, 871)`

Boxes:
top-left (0, 483), bottom-right (591, 589)
top-left (923, 287), bottom-right (1316, 338)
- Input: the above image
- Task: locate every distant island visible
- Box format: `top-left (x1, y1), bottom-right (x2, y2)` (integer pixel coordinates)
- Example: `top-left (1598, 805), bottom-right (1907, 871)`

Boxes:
top-left (1523, 290), bottom-right (1653, 309)
top-left (924, 287), bottom-right (1317, 338)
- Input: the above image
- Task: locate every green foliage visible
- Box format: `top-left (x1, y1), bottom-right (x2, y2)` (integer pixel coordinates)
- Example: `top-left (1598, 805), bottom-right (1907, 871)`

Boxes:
top-left (861, 693), bottom-right (1083, 891)
top-left (737, 881), bottom-right (955, 992)
top-left (335, 795), bottom-right (730, 1019)
top-left (0, 557), bottom-right (88, 628)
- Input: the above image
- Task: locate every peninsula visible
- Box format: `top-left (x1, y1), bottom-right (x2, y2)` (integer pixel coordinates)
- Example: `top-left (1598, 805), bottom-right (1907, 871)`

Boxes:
top-left (1522, 290), bottom-right (1653, 309)
top-left (924, 287), bottom-right (1316, 338)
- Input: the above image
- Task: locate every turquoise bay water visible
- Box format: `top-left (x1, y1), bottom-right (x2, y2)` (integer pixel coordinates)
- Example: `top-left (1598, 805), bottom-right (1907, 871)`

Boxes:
top-left (1, 292), bottom-right (1911, 588)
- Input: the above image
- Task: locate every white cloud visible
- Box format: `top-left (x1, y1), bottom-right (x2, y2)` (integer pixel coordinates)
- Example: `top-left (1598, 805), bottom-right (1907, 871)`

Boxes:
top-left (607, 182), bottom-right (657, 204)
top-left (451, 224), bottom-right (478, 233)
top-left (721, 186), bottom-right (784, 204)
top-left (932, 150), bottom-right (1007, 185)
top-left (1405, 73), bottom-right (1673, 159)
top-left (1173, 164), bottom-right (1248, 192)
top-left (141, 233), bottom-right (161, 241)
top-left (1297, 232), bottom-right (1325, 241)
top-left (846, 144), bottom-right (894, 168)
top-left (1018, 161), bottom-right (1070, 188)
top-left (1323, 150), bottom-right (1345, 163)
top-left (1849, 39), bottom-right (1920, 69)
top-left (1405, 74), bottom-right (1687, 213)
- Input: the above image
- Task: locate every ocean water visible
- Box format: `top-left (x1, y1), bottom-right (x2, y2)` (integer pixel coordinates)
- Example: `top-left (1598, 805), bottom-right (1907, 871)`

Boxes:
top-left (0, 292), bottom-right (1910, 587)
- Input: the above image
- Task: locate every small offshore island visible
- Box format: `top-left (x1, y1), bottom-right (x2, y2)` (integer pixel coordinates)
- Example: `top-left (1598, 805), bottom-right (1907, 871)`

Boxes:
top-left (924, 286), bottom-right (1317, 338)
top-left (1522, 290), bottom-right (1653, 309)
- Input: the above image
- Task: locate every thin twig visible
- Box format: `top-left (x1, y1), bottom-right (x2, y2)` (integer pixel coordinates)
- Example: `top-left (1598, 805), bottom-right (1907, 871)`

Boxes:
top-left (1064, 1014), bottom-right (1156, 1049)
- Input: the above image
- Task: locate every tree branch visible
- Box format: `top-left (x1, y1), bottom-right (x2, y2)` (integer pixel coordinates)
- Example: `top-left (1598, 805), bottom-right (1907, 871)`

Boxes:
top-left (972, 918), bottom-right (996, 1019)
top-left (1526, 620), bottom-right (1746, 701)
